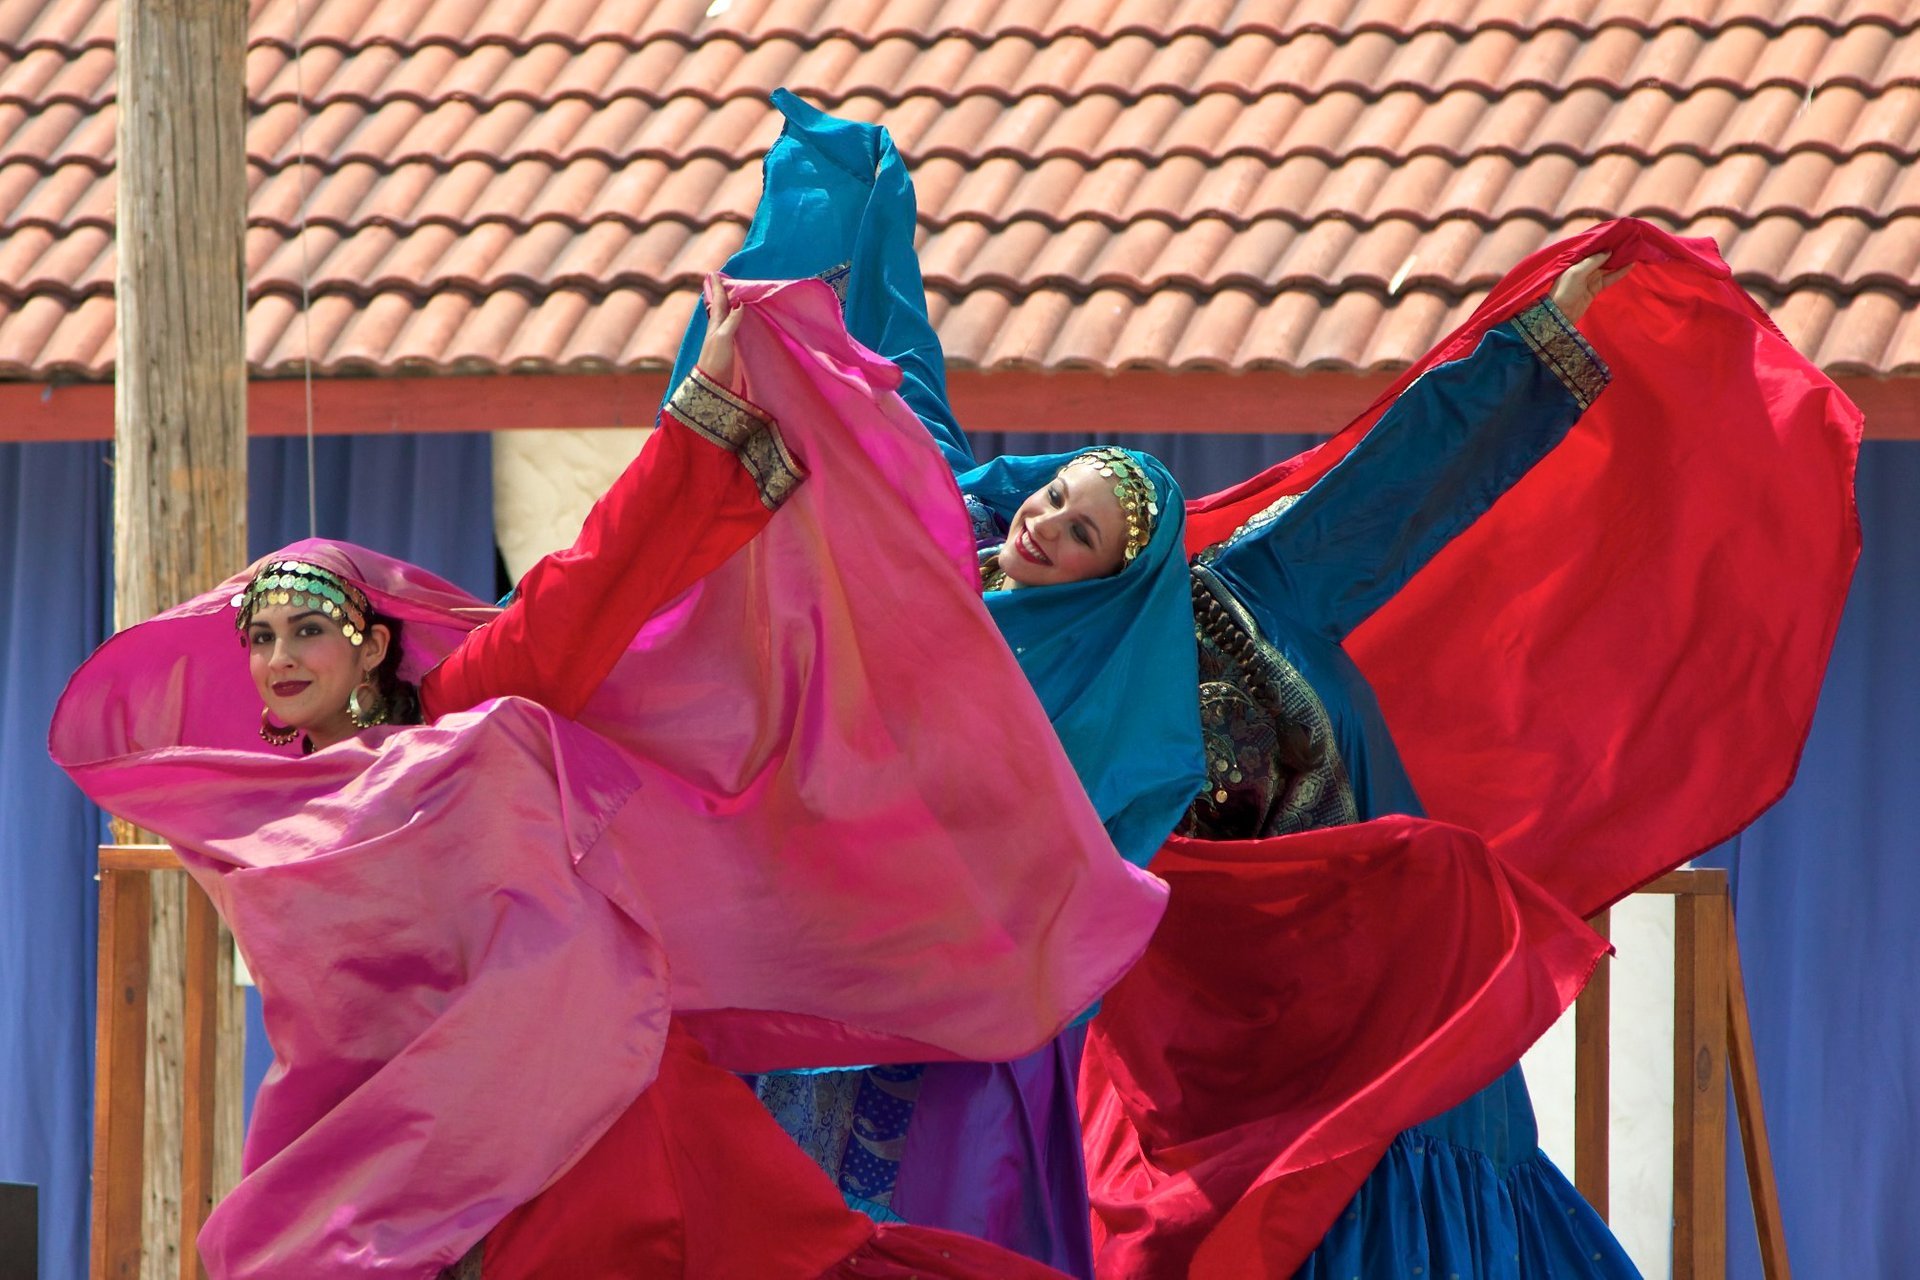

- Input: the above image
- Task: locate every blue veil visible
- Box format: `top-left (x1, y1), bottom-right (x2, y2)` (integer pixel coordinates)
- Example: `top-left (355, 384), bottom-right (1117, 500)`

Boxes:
top-left (961, 449), bottom-right (1205, 866)
top-left (670, 91), bottom-right (1204, 866)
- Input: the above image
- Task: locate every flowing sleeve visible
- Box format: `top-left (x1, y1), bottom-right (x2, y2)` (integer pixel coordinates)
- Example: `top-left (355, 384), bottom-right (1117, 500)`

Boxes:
top-left (659, 91), bottom-right (979, 480)
top-left (1209, 298), bottom-right (1610, 641)
top-left (420, 370), bottom-right (804, 720)
top-left (824, 114), bottom-right (976, 477)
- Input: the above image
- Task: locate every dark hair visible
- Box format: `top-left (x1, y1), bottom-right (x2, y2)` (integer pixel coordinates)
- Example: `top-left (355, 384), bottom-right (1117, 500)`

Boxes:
top-left (368, 613), bottom-right (423, 726)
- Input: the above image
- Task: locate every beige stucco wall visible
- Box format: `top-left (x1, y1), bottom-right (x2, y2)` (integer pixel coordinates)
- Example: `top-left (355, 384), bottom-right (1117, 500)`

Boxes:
top-left (492, 427), bottom-right (653, 580)
top-left (1524, 893), bottom-right (1677, 1278)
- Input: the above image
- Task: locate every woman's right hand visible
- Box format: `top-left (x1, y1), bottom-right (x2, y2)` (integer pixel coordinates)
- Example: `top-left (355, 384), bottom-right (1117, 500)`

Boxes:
top-left (1549, 253), bottom-right (1632, 326)
top-left (696, 272), bottom-right (745, 389)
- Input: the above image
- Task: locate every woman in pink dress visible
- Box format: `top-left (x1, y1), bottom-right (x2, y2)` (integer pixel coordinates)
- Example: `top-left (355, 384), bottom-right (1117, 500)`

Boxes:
top-left (51, 275), bottom-right (1168, 1280)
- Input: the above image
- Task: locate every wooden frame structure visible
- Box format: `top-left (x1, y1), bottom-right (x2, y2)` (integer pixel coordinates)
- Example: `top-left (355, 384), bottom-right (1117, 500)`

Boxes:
top-left (1574, 869), bottom-right (1793, 1279)
top-left (8, 371), bottom-right (1920, 446)
top-left (92, 845), bottom-right (223, 1280)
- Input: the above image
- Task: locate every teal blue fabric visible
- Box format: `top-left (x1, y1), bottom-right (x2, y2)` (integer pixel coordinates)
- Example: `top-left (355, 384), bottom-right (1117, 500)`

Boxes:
top-left (676, 93), bottom-right (1204, 867)
top-left (958, 448), bottom-right (1204, 866)
top-left (1208, 312), bottom-right (1595, 644)
top-left (665, 90), bottom-right (970, 473)
top-left (1300, 1069), bottom-right (1639, 1280)
top-left (1206, 311), bottom-right (1597, 823)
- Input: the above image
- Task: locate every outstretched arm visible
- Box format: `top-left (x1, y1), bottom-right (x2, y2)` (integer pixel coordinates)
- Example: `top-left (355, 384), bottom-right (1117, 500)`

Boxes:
top-left (422, 292), bottom-right (801, 720)
top-left (1209, 256), bottom-right (1627, 641)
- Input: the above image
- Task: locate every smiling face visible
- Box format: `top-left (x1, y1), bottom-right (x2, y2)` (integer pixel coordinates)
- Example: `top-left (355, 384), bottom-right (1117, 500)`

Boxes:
top-left (997, 461), bottom-right (1132, 587)
top-left (246, 604), bottom-right (390, 749)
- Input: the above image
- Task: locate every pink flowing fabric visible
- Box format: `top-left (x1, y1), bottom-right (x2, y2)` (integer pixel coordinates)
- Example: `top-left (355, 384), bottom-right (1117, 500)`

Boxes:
top-left (51, 278), bottom-right (1167, 1279)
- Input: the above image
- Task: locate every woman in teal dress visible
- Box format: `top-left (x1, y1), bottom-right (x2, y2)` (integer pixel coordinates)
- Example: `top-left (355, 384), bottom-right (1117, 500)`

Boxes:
top-left (1166, 271), bottom-right (1641, 1278)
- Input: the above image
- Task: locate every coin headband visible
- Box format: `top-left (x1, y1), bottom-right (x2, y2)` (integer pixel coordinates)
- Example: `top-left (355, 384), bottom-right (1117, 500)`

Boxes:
top-left (1068, 447), bottom-right (1161, 562)
top-left (232, 560), bottom-right (374, 647)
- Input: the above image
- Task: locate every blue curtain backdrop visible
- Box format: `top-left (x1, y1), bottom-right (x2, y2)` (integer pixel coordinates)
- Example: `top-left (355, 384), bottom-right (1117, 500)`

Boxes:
top-left (1706, 439), bottom-right (1920, 1278)
top-left (0, 440), bottom-right (109, 1280)
top-left (1, 432), bottom-right (493, 1280)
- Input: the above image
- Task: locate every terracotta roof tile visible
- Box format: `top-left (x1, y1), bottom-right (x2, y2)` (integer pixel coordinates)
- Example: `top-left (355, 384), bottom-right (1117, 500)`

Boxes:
top-left (1, 0), bottom-right (1916, 384)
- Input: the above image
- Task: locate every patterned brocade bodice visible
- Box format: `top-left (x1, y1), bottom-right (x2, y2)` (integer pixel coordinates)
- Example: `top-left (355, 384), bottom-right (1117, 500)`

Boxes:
top-left (1179, 563), bottom-right (1358, 841)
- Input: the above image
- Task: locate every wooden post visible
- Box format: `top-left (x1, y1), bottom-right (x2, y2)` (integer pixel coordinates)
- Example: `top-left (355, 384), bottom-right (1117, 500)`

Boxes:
top-left (92, 868), bottom-right (152, 1280)
top-left (1569, 872), bottom-right (1791, 1278)
top-left (178, 889), bottom-right (222, 1280)
top-left (1727, 915), bottom-right (1794, 1277)
top-left (1672, 872), bottom-right (1731, 1280)
top-left (1573, 907), bottom-right (1611, 1217)
top-left (114, 3), bottom-right (250, 1277)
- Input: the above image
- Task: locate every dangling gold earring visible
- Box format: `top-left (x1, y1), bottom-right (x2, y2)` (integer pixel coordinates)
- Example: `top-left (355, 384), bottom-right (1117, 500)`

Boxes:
top-left (347, 681), bottom-right (389, 730)
top-left (260, 708), bottom-right (300, 746)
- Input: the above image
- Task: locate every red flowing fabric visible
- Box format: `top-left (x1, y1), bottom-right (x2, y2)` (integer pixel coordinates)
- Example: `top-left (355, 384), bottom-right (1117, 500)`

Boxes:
top-left (1087, 221), bottom-right (1859, 1277)
top-left (1082, 820), bottom-right (1603, 1277)
top-left (481, 1022), bottom-right (1071, 1280)
top-left (1187, 218), bottom-right (1862, 919)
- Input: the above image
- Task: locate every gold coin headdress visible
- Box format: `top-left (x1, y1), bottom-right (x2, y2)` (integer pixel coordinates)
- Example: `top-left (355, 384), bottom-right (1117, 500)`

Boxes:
top-left (1069, 447), bottom-right (1161, 562)
top-left (232, 560), bottom-right (374, 646)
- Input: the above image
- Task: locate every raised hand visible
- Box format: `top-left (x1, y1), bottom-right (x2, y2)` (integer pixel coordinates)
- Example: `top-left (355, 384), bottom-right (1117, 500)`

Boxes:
top-left (696, 271), bottom-right (746, 388)
top-left (1549, 253), bottom-right (1633, 326)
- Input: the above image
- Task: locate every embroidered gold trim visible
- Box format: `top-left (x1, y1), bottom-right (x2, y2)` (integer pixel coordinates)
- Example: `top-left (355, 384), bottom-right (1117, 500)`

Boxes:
top-left (1510, 298), bottom-right (1611, 410)
top-left (1195, 493), bottom-right (1303, 565)
top-left (1182, 566), bottom-right (1358, 839)
top-left (669, 369), bottom-right (804, 511)
top-left (979, 550), bottom-right (1012, 593)
top-left (817, 261), bottom-right (852, 303)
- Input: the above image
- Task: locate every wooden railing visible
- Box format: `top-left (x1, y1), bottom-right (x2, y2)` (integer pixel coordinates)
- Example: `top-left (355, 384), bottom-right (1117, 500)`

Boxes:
top-left (1574, 869), bottom-right (1792, 1279)
top-left (92, 844), bottom-right (229, 1280)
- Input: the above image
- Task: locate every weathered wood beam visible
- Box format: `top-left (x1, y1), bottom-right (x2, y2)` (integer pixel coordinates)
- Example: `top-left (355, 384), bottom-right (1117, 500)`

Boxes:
top-left (91, 867), bottom-right (152, 1280)
top-left (1672, 874), bottom-right (1731, 1280)
top-left (114, 2), bottom-right (249, 1277)
top-left (1573, 907), bottom-right (1612, 1218)
top-left (8, 371), bottom-right (1912, 441)
top-left (1727, 917), bottom-right (1794, 1278)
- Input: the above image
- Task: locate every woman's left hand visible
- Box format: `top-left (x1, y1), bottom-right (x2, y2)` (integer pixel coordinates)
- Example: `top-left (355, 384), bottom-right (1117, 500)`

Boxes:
top-left (1550, 253), bottom-right (1633, 326)
top-left (696, 272), bottom-right (746, 388)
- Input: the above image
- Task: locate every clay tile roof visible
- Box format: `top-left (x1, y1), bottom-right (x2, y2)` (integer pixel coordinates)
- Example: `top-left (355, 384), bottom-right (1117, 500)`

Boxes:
top-left (1, 0), bottom-right (1917, 384)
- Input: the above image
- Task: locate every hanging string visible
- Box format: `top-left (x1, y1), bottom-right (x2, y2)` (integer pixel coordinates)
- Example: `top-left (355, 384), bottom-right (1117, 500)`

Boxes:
top-left (291, 0), bottom-right (318, 538)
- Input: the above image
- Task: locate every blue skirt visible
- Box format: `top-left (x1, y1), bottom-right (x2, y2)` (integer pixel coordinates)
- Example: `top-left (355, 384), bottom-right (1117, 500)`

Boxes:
top-left (1298, 1067), bottom-right (1641, 1279)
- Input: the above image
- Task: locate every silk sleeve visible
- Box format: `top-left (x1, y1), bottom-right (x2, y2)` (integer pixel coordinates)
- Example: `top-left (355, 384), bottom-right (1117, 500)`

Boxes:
top-left (1210, 298), bottom-right (1610, 642)
top-left (420, 370), bottom-right (803, 720)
